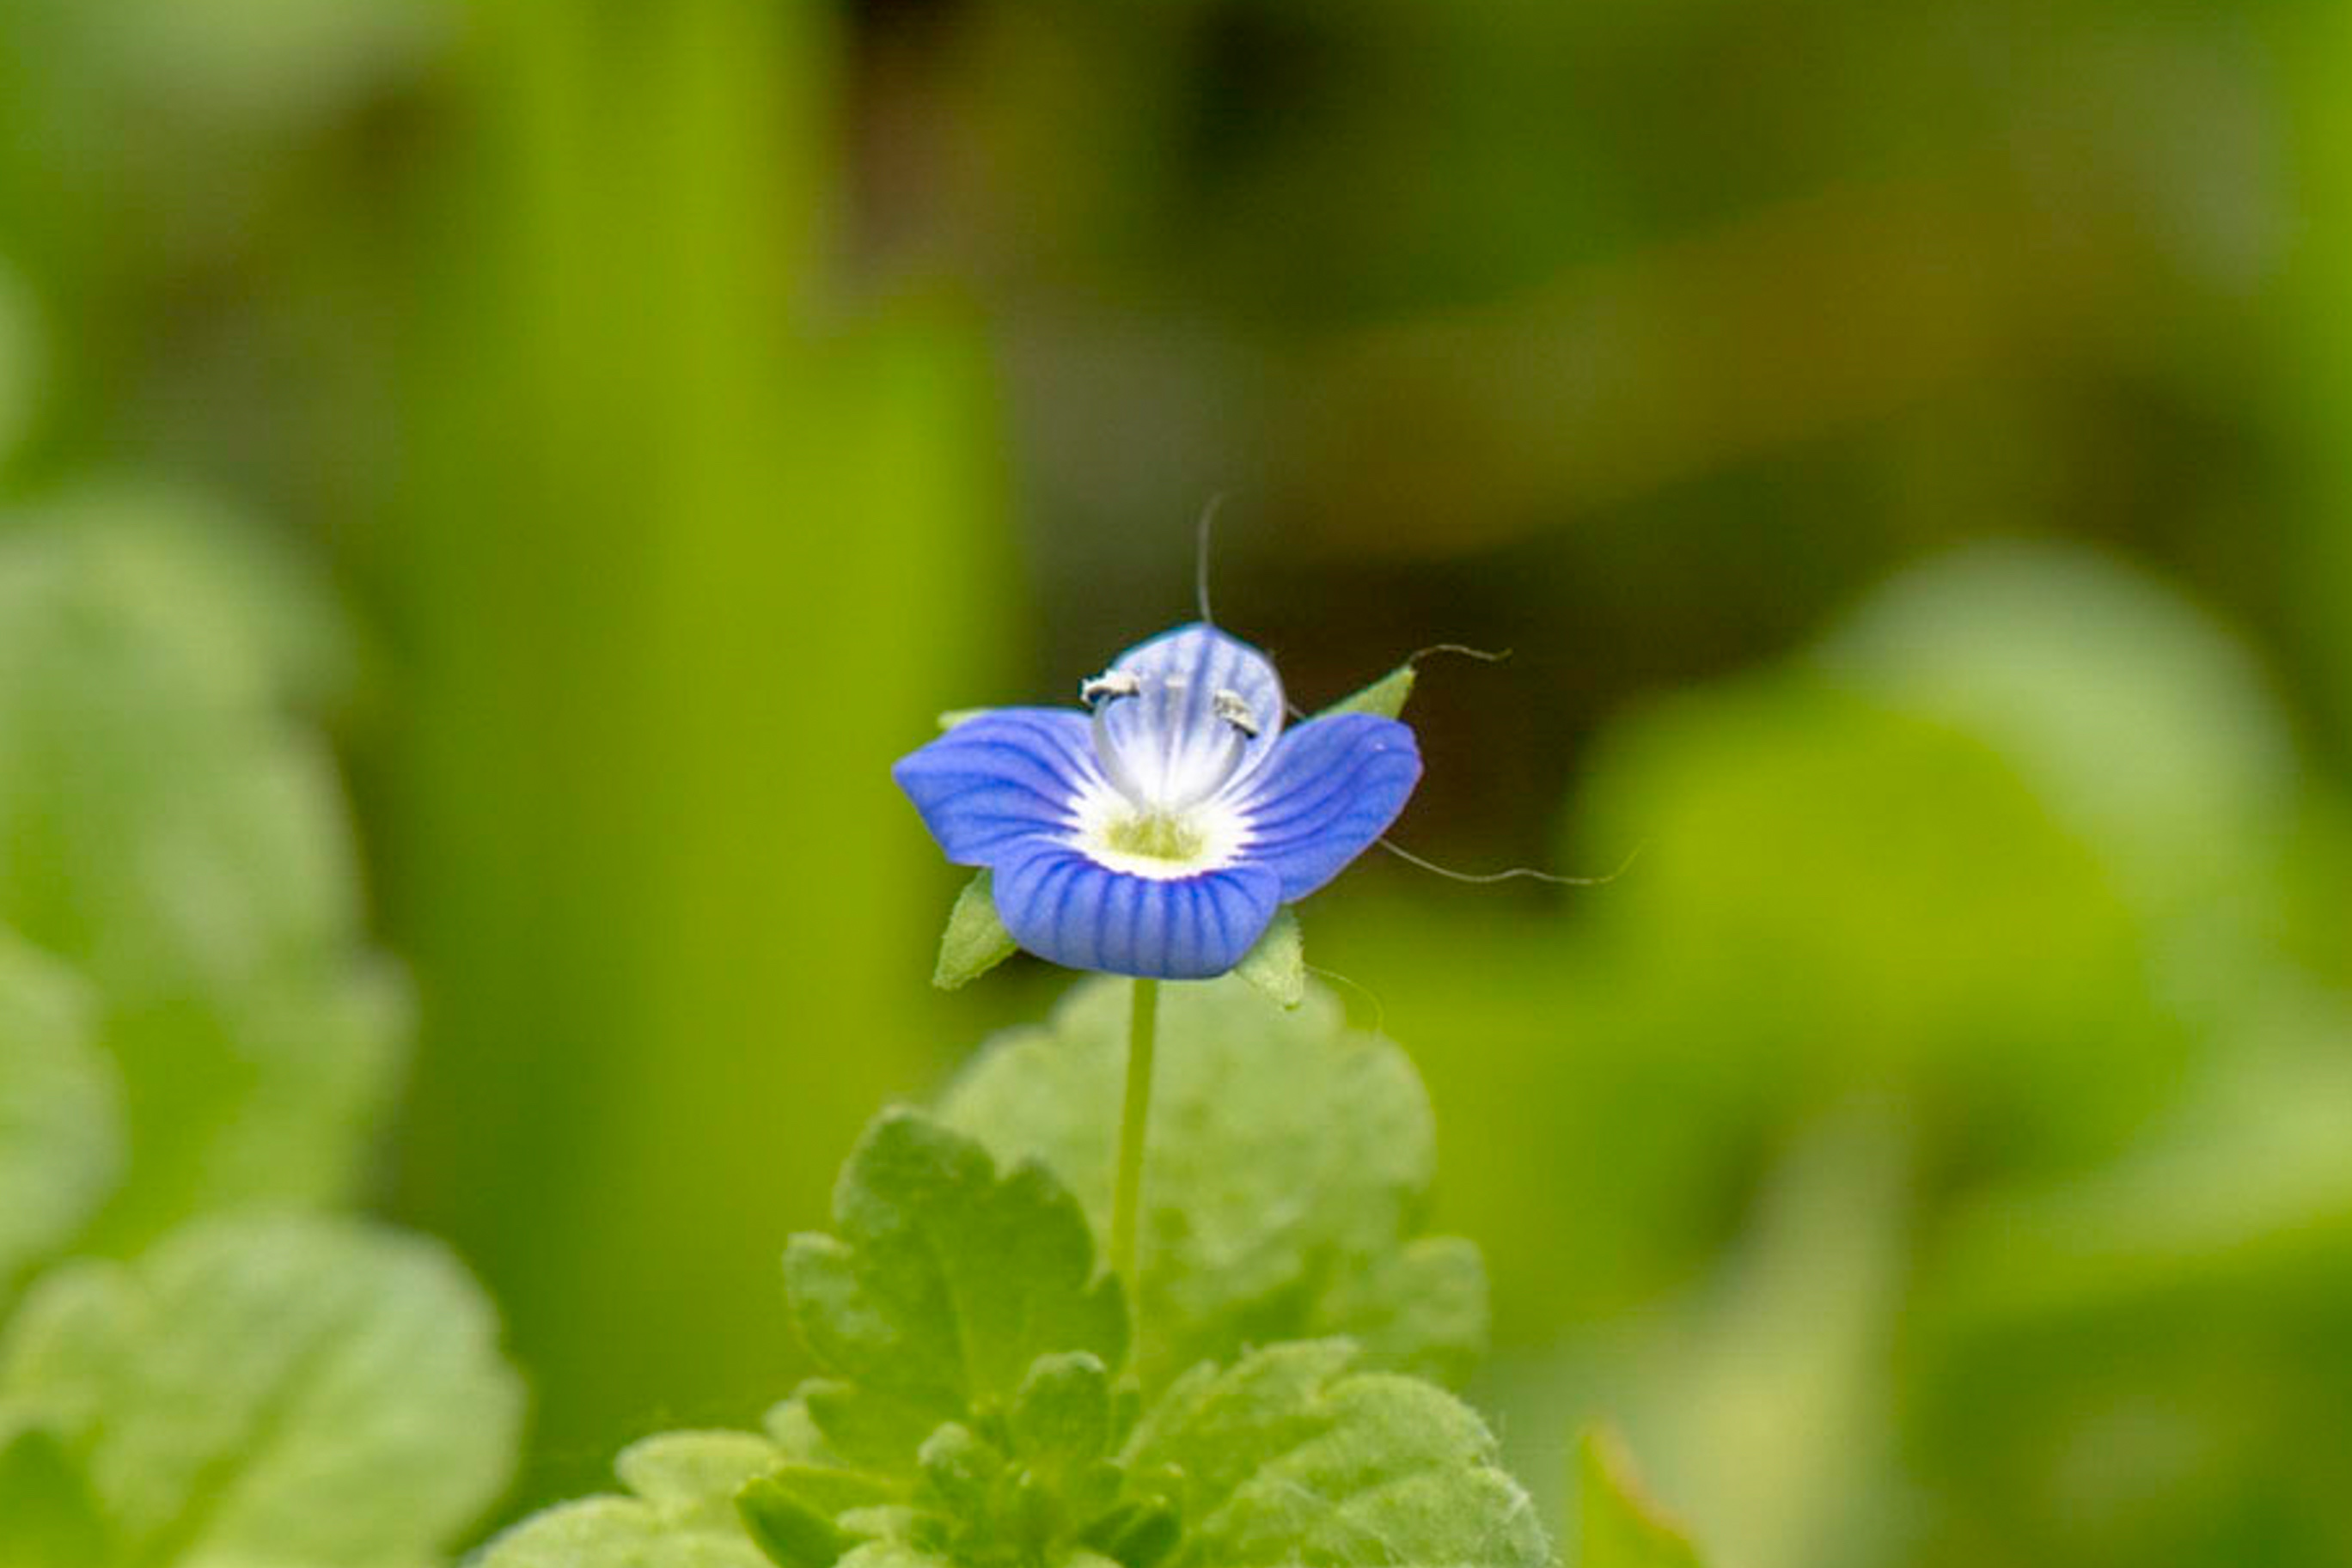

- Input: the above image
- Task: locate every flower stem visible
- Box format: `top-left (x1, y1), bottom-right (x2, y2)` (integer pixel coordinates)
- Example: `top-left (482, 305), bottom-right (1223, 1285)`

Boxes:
top-left (1109, 976), bottom-right (1161, 1302)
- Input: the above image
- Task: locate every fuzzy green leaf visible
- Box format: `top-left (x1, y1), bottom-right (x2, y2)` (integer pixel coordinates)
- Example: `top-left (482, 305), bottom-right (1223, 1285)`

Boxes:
top-left (0, 1214), bottom-right (521, 1567)
top-left (0, 506), bottom-right (401, 1254)
top-left (1008, 1352), bottom-right (1114, 1471)
top-left (785, 1110), bottom-right (1127, 1466)
top-left (932, 871), bottom-right (1019, 991)
top-left (1315, 664), bottom-right (1416, 721)
top-left (1231, 911), bottom-right (1305, 1010)
top-left (1577, 1430), bottom-right (1706, 1568)
top-left (940, 976), bottom-right (1486, 1388)
top-left (479, 1499), bottom-right (779, 1568)
top-left (1305, 1235), bottom-right (1488, 1389)
top-left (623, 1432), bottom-right (817, 1534)
top-left (477, 1416), bottom-right (836, 1567)
top-left (0, 937), bottom-right (119, 1292)
top-left (1123, 1340), bottom-right (1549, 1568)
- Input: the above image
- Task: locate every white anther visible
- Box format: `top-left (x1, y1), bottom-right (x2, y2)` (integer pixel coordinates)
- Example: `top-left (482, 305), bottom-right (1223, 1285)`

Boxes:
top-left (1213, 688), bottom-right (1261, 737)
top-left (1080, 670), bottom-right (1141, 707)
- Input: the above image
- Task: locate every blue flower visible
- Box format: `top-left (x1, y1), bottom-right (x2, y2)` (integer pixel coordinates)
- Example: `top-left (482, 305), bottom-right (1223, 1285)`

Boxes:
top-left (894, 623), bottom-right (1421, 979)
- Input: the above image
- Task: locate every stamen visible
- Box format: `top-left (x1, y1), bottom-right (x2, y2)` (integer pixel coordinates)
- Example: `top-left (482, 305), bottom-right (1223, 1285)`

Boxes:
top-left (1213, 688), bottom-right (1260, 737)
top-left (1081, 670), bottom-right (1141, 706)
top-left (1090, 697), bottom-right (1153, 808)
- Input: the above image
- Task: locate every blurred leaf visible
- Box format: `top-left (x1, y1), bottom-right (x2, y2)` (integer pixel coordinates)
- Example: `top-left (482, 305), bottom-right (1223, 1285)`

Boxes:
top-left (784, 1110), bottom-right (1127, 1467)
top-left (0, 1421), bottom-right (110, 1568)
top-left (1576, 1429), bottom-right (1704, 1568)
top-left (932, 872), bottom-right (1018, 991)
top-left (0, 508), bottom-right (400, 1252)
top-left (621, 1432), bottom-right (812, 1536)
top-left (1231, 909), bottom-right (1304, 1009)
top-left (1921, 978), bottom-right (2352, 1328)
top-left (1631, 1103), bottom-right (1909, 1568)
top-left (1903, 978), bottom-right (2352, 1566)
top-left (939, 975), bottom-right (1487, 1389)
top-left (0, 259), bottom-right (36, 470)
top-left (1305, 1235), bottom-right (1488, 1390)
top-left (83, 0), bottom-right (446, 136)
top-left (0, 1213), bottom-right (522, 1566)
top-left (0, 937), bottom-right (118, 1292)
top-left (1822, 543), bottom-right (2298, 941)
top-left (4, 482), bottom-right (364, 712)
top-left (1571, 674), bottom-right (2180, 1170)
top-left (1123, 1339), bottom-right (1549, 1568)
top-left (480, 1498), bottom-right (775, 1568)
top-left (479, 1412), bottom-right (850, 1565)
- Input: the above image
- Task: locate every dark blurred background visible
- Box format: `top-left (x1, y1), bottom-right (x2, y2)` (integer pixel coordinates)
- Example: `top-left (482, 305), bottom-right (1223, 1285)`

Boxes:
top-left (3, 1), bottom-right (2350, 1564)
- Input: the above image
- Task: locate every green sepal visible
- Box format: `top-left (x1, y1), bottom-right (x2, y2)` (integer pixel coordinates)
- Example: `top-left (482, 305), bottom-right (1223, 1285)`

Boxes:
top-left (936, 708), bottom-right (993, 730)
top-left (1576, 1428), bottom-right (1706, 1568)
top-left (1231, 910), bottom-right (1305, 1010)
top-left (932, 870), bottom-right (1020, 990)
top-left (1314, 662), bottom-right (1415, 721)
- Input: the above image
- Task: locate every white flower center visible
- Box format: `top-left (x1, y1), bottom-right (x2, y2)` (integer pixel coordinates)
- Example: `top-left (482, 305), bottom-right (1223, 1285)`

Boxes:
top-left (1068, 664), bottom-right (1268, 878)
top-left (1070, 778), bottom-right (1249, 880)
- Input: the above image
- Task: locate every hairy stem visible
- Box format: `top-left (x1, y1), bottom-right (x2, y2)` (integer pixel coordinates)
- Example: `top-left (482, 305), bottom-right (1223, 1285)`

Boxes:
top-left (1109, 977), bottom-right (1161, 1302)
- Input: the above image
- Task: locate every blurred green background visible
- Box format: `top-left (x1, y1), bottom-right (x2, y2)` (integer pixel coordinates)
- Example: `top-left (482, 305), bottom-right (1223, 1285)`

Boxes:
top-left (3, 0), bottom-right (2350, 1563)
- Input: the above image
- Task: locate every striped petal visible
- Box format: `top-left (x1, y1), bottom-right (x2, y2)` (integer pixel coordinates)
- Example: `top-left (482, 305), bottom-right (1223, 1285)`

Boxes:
top-left (1092, 624), bottom-right (1286, 808)
top-left (992, 840), bottom-right (1282, 979)
top-left (1231, 712), bottom-right (1421, 900)
top-left (890, 710), bottom-right (1103, 865)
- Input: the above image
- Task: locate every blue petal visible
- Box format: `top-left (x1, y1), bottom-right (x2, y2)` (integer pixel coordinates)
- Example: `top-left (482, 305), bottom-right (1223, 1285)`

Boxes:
top-left (1095, 624), bottom-right (1286, 807)
top-left (992, 841), bottom-right (1282, 979)
top-left (1233, 712), bottom-right (1422, 900)
top-left (891, 710), bottom-right (1103, 865)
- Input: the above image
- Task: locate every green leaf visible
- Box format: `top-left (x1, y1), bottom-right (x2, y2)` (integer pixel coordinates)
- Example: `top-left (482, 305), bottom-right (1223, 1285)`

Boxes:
top-left (939, 975), bottom-right (1486, 1389)
top-left (479, 1499), bottom-right (777, 1568)
top-left (737, 1474), bottom-right (862, 1568)
top-left (0, 937), bottom-right (119, 1292)
top-left (1626, 1104), bottom-right (1908, 1568)
top-left (1231, 911), bottom-right (1304, 1010)
top-left (0, 1213), bottom-right (522, 1566)
top-left (1315, 664), bottom-right (1415, 721)
top-left (479, 1418), bottom-right (831, 1566)
top-left (622, 1431), bottom-right (816, 1534)
top-left (0, 1421), bottom-right (111, 1568)
top-left (1122, 1340), bottom-right (1549, 1568)
top-left (1305, 1236), bottom-right (1488, 1389)
top-left (1577, 1430), bottom-right (1705, 1568)
top-left (785, 1109), bottom-right (1127, 1464)
top-left (0, 509), bottom-right (401, 1254)
top-left (932, 871), bottom-right (1019, 991)
top-left (1008, 1352), bottom-right (1114, 1471)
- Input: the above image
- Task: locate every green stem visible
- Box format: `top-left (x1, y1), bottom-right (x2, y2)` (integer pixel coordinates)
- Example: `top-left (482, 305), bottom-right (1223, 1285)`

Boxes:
top-left (1109, 976), bottom-right (1161, 1300)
